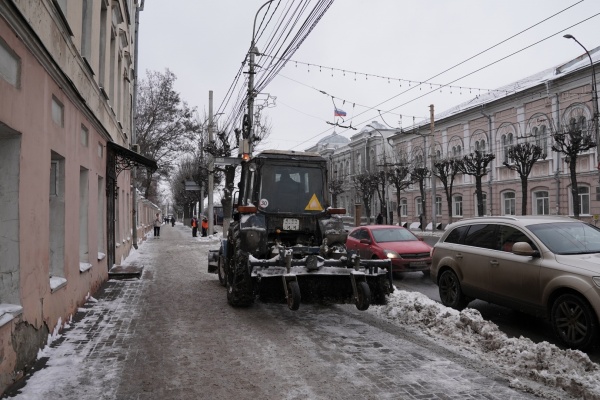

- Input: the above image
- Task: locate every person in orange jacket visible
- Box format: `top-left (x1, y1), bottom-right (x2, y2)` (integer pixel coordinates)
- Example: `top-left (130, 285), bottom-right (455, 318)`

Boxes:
top-left (201, 216), bottom-right (209, 237)
top-left (191, 215), bottom-right (198, 237)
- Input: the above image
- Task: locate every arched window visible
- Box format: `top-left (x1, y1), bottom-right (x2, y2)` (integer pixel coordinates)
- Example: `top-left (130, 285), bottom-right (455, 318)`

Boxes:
top-left (502, 133), bottom-right (514, 164)
top-left (537, 125), bottom-right (548, 154)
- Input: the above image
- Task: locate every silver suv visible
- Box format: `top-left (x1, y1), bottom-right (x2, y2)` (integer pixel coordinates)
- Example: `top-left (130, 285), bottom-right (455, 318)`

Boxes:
top-left (431, 216), bottom-right (600, 350)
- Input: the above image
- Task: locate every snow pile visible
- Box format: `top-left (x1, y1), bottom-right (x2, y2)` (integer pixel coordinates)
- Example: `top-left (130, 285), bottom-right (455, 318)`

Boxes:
top-left (370, 290), bottom-right (600, 399)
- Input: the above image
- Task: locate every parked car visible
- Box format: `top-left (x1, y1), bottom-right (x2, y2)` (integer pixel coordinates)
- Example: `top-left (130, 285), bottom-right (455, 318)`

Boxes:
top-left (430, 215), bottom-right (600, 350)
top-left (346, 225), bottom-right (432, 276)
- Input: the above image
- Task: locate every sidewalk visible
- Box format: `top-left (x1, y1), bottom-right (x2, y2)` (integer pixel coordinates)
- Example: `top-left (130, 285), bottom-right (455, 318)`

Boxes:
top-left (2, 223), bottom-right (222, 400)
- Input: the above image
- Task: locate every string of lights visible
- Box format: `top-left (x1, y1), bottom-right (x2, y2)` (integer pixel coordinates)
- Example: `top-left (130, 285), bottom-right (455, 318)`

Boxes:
top-left (268, 54), bottom-right (515, 96)
top-left (290, 11), bottom-right (600, 150)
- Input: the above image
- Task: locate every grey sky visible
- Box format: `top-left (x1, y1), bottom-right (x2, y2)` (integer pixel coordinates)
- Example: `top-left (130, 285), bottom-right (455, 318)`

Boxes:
top-left (138, 0), bottom-right (599, 151)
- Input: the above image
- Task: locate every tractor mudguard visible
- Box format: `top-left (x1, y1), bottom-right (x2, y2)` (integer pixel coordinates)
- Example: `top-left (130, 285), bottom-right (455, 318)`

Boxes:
top-left (239, 213), bottom-right (267, 253)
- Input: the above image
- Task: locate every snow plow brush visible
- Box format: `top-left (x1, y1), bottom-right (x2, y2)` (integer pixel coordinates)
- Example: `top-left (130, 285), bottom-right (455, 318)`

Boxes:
top-left (210, 243), bottom-right (394, 311)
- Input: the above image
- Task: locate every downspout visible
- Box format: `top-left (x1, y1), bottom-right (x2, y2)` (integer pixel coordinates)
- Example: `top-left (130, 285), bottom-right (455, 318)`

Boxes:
top-left (481, 108), bottom-right (493, 215)
top-left (554, 91), bottom-right (561, 215)
top-left (131, 0), bottom-right (144, 249)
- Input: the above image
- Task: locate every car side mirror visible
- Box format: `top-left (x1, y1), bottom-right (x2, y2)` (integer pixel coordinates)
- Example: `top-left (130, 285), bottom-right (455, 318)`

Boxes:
top-left (360, 238), bottom-right (371, 244)
top-left (512, 242), bottom-right (540, 257)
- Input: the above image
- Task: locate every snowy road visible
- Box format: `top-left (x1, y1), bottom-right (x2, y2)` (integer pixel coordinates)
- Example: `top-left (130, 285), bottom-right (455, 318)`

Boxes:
top-left (5, 224), bottom-right (600, 399)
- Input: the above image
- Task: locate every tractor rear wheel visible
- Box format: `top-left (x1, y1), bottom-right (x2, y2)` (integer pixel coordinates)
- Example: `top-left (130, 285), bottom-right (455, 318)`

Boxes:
top-left (226, 223), bottom-right (254, 307)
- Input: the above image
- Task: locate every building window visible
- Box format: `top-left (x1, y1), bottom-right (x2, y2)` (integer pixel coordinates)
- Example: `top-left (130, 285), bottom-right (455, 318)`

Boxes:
top-left (81, 125), bottom-right (89, 147)
top-left (0, 38), bottom-right (20, 88)
top-left (571, 186), bottom-right (590, 215)
top-left (503, 192), bottom-right (516, 215)
top-left (51, 96), bottom-right (64, 127)
top-left (502, 133), bottom-right (514, 164)
top-left (400, 198), bottom-right (407, 217)
top-left (98, 142), bottom-right (103, 158)
top-left (435, 196), bottom-right (442, 216)
top-left (415, 197), bottom-right (423, 216)
top-left (50, 152), bottom-right (66, 280)
top-left (533, 191), bottom-right (549, 215)
top-left (452, 195), bottom-right (463, 217)
top-left (534, 125), bottom-right (548, 155)
top-left (50, 160), bottom-right (59, 196)
top-left (475, 140), bottom-right (486, 152)
top-left (452, 145), bottom-right (462, 158)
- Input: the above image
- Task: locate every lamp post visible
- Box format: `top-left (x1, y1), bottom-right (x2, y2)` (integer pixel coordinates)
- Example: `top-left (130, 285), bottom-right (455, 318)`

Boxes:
top-left (367, 125), bottom-right (391, 224)
top-left (564, 34), bottom-right (599, 182)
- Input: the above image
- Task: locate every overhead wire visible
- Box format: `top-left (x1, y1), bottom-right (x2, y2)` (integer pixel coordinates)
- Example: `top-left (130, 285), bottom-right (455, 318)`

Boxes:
top-left (289, 10), bottom-right (600, 150)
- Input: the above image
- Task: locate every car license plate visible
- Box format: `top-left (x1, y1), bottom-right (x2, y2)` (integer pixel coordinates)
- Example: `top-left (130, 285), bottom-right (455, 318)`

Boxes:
top-left (409, 261), bottom-right (427, 268)
top-left (283, 218), bottom-right (300, 230)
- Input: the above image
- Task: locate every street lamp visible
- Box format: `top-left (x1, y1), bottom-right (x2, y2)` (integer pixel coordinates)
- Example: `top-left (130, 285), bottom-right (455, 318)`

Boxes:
top-left (564, 34), bottom-right (599, 181)
top-left (367, 125), bottom-right (392, 224)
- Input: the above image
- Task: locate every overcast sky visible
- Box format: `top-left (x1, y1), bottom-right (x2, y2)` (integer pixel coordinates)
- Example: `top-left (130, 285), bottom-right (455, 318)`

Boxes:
top-left (137, 0), bottom-right (600, 152)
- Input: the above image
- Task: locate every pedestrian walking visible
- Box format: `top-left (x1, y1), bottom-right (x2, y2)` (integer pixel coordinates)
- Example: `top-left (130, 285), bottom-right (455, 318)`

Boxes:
top-left (191, 215), bottom-right (198, 237)
top-left (201, 216), bottom-right (209, 237)
top-left (153, 213), bottom-right (161, 237)
top-left (376, 213), bottom-right (383, 225)
top-left (419, 213), bottom-right (425, 232)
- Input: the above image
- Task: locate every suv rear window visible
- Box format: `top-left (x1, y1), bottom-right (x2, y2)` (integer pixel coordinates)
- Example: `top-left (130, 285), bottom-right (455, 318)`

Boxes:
top-left (444, 225), bottom-right (468, 244)
top-left (463, 224), bottom-right (497, 250)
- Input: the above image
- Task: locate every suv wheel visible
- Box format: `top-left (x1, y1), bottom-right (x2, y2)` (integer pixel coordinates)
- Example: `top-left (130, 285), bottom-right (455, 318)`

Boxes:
top-left (551, 293), bottom-right (598, 350)
top-left (438, 269), bottom-right (468, 310)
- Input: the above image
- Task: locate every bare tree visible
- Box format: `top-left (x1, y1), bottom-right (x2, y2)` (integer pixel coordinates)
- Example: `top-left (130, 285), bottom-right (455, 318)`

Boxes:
top-left (552, 122), bottom-right (596, 219)
top-left (411, 167), bottom-right (430, 222)
top-left (433, 158), bottom-right (462, 223)
top-left (504, 142), bottom-right (546, 215)
top-left (353, 172), bottom-right (380, 224)
top-left (328, 179), bottom-right (345, 208)
top-left (135, 69), bottom-right (199, 201)
top-left (459, 150), bottom-right (495, 217)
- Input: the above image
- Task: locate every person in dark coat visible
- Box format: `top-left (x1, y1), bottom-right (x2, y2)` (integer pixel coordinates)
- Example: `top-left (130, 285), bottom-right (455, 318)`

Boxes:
top-left (376, 213), bottom-right (383, 225)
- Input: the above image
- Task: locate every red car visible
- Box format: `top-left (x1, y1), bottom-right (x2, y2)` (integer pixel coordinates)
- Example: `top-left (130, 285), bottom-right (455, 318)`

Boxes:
top-left (346, 225), bottom-right (432, 276)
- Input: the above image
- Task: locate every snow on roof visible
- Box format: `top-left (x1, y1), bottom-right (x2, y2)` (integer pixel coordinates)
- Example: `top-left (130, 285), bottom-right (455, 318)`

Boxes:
top-left (410, 45), bottom-right (600, 128)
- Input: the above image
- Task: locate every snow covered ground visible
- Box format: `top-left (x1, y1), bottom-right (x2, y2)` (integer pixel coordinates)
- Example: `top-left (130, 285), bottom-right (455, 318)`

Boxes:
top-left (7, 229), bottom-right (600, 399)
top-left (370, 290), bottom-right (600, 399)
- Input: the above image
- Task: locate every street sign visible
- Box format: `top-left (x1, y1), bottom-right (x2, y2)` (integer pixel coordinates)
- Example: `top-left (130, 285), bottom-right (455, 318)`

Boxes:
top-left (184, 180), bottom-right (201, 191)
top-left (214, 156), bottom-right (242, 166)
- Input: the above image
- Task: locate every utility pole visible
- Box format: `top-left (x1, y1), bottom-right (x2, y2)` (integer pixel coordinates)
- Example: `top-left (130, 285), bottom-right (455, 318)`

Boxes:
top-left (430, 105), bottom-right (437, 231)
top-left (208, 91), bottom-right (214, 236)
top-left (131, 0), bottom-right (145, 249)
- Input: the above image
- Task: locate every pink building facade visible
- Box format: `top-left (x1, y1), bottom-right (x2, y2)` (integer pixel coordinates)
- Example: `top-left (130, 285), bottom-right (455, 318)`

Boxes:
top-left (0, 1), bottom-right (156, 393)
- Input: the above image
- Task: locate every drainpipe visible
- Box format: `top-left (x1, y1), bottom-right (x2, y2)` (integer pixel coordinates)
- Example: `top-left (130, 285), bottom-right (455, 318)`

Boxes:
top-left (131, 0), bottom-right (144, 249)
top-left (554, 92), bottom-right (561, 215)
top-left (481, 108), bottom-right (493, 215)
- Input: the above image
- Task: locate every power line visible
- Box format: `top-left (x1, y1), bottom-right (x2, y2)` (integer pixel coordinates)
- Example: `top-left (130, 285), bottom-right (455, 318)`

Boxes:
top-left (290, 11), bottom-right (600, 150)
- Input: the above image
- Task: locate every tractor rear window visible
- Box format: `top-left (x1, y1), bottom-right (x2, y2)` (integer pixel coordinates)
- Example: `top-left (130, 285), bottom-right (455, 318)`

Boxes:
top-left (259, 165), bottom-right (325, 213)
